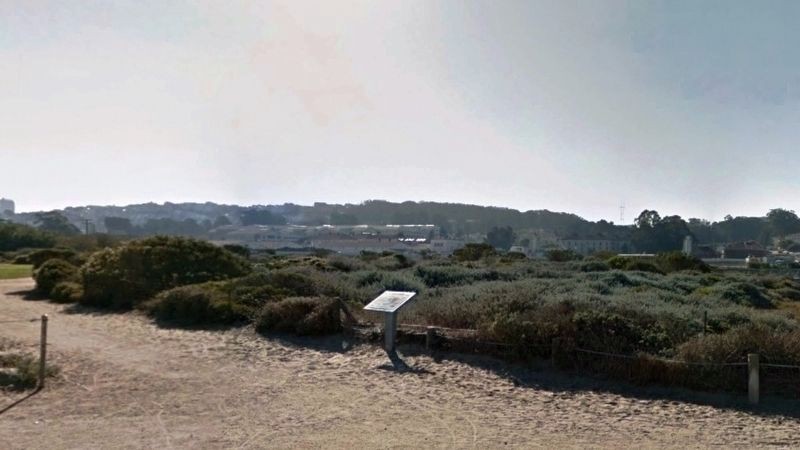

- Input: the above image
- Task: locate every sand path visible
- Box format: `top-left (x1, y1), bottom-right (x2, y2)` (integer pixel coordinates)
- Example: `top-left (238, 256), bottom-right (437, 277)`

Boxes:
top-left (0, 278), bottom-right (798, 449)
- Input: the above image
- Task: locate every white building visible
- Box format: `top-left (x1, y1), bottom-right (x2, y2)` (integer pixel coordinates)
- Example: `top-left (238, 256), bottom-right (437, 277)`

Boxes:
top-left (560, 238), bottom-right (630, 256)
top-left (0, 198), bottom-right (14, 216)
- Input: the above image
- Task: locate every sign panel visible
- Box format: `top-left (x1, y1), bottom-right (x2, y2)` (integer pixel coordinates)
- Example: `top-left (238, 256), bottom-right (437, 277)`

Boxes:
top-left (364, 290), bottom-right (417, 313)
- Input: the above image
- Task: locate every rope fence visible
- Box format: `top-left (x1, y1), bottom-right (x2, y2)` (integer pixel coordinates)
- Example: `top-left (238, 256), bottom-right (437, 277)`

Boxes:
top-left (0, 318), bottom-right (41, 324)
top-left (575, 347), bottom-right (750, 367)
top-left (375, 322), bottom-right (800, 405)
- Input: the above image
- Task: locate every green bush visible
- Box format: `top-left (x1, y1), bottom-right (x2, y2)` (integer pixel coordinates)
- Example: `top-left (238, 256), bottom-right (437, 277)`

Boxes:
top-left (679, 326), bottom-right (800, 367)
top-left (255, 297), bottom-right (341, 335)
top-left (50, 281), bottom-right (83, 303)
top-left (34, 258), bottom-right (79, 296)
top-left (0, 222), bottom-right (55, 252)
top-left (222, 244), bottom-right (251, 258)
top-left (453, 243), bottom-right (497, 262)
top-left (625, 260), bottom-right (664, 274)
top-left (80, 236), bottom-right (251, 309)
top-left (655, 252), bottom-right (710, 273)
top-left (27, 248), bottom-right (78, 269)
top-left (547, 249), bottom-right (582, 262)
top-left (579, 261), bottom-right (610, 272)
top-left (607, 256), bottom-right (663, 274)
top-left (142, 283), bottom-right (248, 326)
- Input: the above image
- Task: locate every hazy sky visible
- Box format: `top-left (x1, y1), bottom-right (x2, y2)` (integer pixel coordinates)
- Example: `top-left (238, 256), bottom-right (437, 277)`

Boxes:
top-left (3, 1), bottom-right (800, 222)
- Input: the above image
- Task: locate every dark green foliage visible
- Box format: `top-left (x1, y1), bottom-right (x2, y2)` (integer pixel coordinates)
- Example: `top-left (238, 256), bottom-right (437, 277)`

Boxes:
top-left (414, 265), bottom-right (511, 287)
top-left (486, 226), bottom-right (515, 250)
top-left (240, 209), bottom-right (287, 226)
top-left (708, 282), bottom-right (772, 308)
top-left (777, 287), bottom-right (800, 301)
top-left (501, 251), bottom-right (527, 262)
top-left (766, 208), bottom-right (800, 238)
top-left (607, 256), bottom-right (664, 274)
top-left (222, 244), bottom-right (251, 258)
top-left (142, 283), bottom-right (248, 326)
top-left (34, 259), bottom-right (79, 296)
top-left (26, 248), bottom-right (78, 269)
top-left (104, 216), bottom-right (134, 235)
top-left (655, 252), bottom-right (710, 273)
top-left (0, 222), bottom-right (55, 251)
top-left (139, 218), bottom-right (206, 236)
top-left (80, 236), bottom-right (251, 309)
top-left (453, 243), bottom-right (496, 261)
top-left (572, 311), bottom-right (669, 354)
top-left (679, 326), bottom-right (800, 368)
top-left (624, 261), bottom-right (664, 274)
top-left (546, 249), bottom-right (581, 262)
top-left (50, 281), bottom-right (84, 303)
top-left (329, 212), bottom-right (359, 225)
top-left (578, 261), bottom-right (610, 272)
top-left (255, 297), bottom-right (341, 335)
top-left (34, 211), bottom-right (80, 235)
top-left (213, 215), bottom-right (232, 227)
top-left (632, 210), bottom-right (691, 253)
top-left (328, 256), bottom-right (357, 272)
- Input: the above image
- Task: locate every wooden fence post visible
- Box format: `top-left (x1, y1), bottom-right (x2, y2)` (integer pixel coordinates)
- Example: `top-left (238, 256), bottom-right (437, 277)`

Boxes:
top-left (38, 314), bottom-right (48, 389)
top-left (426, 326), bottom-right (437, 351)
top-left (703, 311), bottom-right (708, 336)
top-left (748, 353), bottom-right (759, 405)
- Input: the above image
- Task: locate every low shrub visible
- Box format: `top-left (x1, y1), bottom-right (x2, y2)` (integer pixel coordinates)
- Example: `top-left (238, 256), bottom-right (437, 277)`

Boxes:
top-left (579, 261), bottom-right (610, 272)
top-left (50, 281), bottom-right (83, 303)
top-left (711, 282), bottom-right (772, 309)
top-left (0, 342), bottom-right (59, 389)
top-left (80, 236), bottom-right (251, 309)
top-left (255, 297), bottom-right (341, 335)
top-left (625, 261), bottom-right (664, 274)
top-left (415, 265), bottom-right (511, 287)
top-left (655, 252), bottom-right (710, 273)
top-left (679, 326), bottom-right (800, 363)
top-left (777, 287), bottom-right (800, 301)
top-left (453, 243), bottom-right (496, 262)
top-left (222, 244), bottom-right (251, 258)
top-left (27, 248), bottom-right (78, 269)
top-left (547, 249), bottom-right (582, 262)
top-left (34, 258), bottom-right (79, 296)
top-left (142, 283), bottom-right (248, 326)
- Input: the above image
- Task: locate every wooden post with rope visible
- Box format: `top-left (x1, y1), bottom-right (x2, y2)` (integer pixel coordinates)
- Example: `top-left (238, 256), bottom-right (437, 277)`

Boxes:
top-left (38, 315), bottom-right (48, 389)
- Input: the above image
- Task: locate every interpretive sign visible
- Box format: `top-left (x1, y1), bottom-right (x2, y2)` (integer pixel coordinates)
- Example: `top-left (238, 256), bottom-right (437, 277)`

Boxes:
top-left (364, 290), bottom-right (417, 351)
top-left (364, 291), bottom-right (417, 313)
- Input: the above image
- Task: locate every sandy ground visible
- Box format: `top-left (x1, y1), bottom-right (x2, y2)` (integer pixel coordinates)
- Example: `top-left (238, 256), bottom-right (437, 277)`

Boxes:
top-left (1, 278), bottom-right (799, 449)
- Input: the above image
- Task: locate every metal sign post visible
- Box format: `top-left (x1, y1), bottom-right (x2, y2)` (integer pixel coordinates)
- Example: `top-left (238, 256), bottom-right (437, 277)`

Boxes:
top-left (364, 291), bottom-right (417, 352)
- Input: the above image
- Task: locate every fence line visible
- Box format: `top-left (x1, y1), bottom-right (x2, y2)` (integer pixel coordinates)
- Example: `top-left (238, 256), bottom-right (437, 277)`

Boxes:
top-left (0, 318), bottom-right (40, 324)
top-left (367, 321), bottom-right (799, 403)
top-left (574, 347), bottom-right (749, 367)
top-left (762, 363), bottom-right (800, 369)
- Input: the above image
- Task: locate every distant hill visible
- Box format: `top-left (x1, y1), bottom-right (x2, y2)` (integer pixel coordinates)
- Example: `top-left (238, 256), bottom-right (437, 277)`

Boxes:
top-left (9, 200), bottom-right (628, 238)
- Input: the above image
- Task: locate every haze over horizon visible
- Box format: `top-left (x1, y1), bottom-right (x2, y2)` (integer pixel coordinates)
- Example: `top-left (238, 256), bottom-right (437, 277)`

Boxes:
top-left (3, 1), bottom-right (800, 222)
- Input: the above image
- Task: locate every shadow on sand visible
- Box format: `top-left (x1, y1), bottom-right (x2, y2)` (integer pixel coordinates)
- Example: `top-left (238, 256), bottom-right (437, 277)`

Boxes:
top-left (7, 288), bottom-right (47, 302)
top-left (0, 387), bottom-right (40, 416)
top-left (395, 343), bottom-right (800, 421)
top-left (376, 349), bottom-right (434, 375)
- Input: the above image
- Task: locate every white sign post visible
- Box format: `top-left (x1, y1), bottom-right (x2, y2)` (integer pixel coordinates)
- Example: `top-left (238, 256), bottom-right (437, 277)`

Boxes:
top-left (364, 290), bottom-right (417, 351)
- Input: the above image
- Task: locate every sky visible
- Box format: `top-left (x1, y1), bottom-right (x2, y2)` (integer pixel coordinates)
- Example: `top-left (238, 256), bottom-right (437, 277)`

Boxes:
top-left (2, 0), bottom-right (800, 222)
